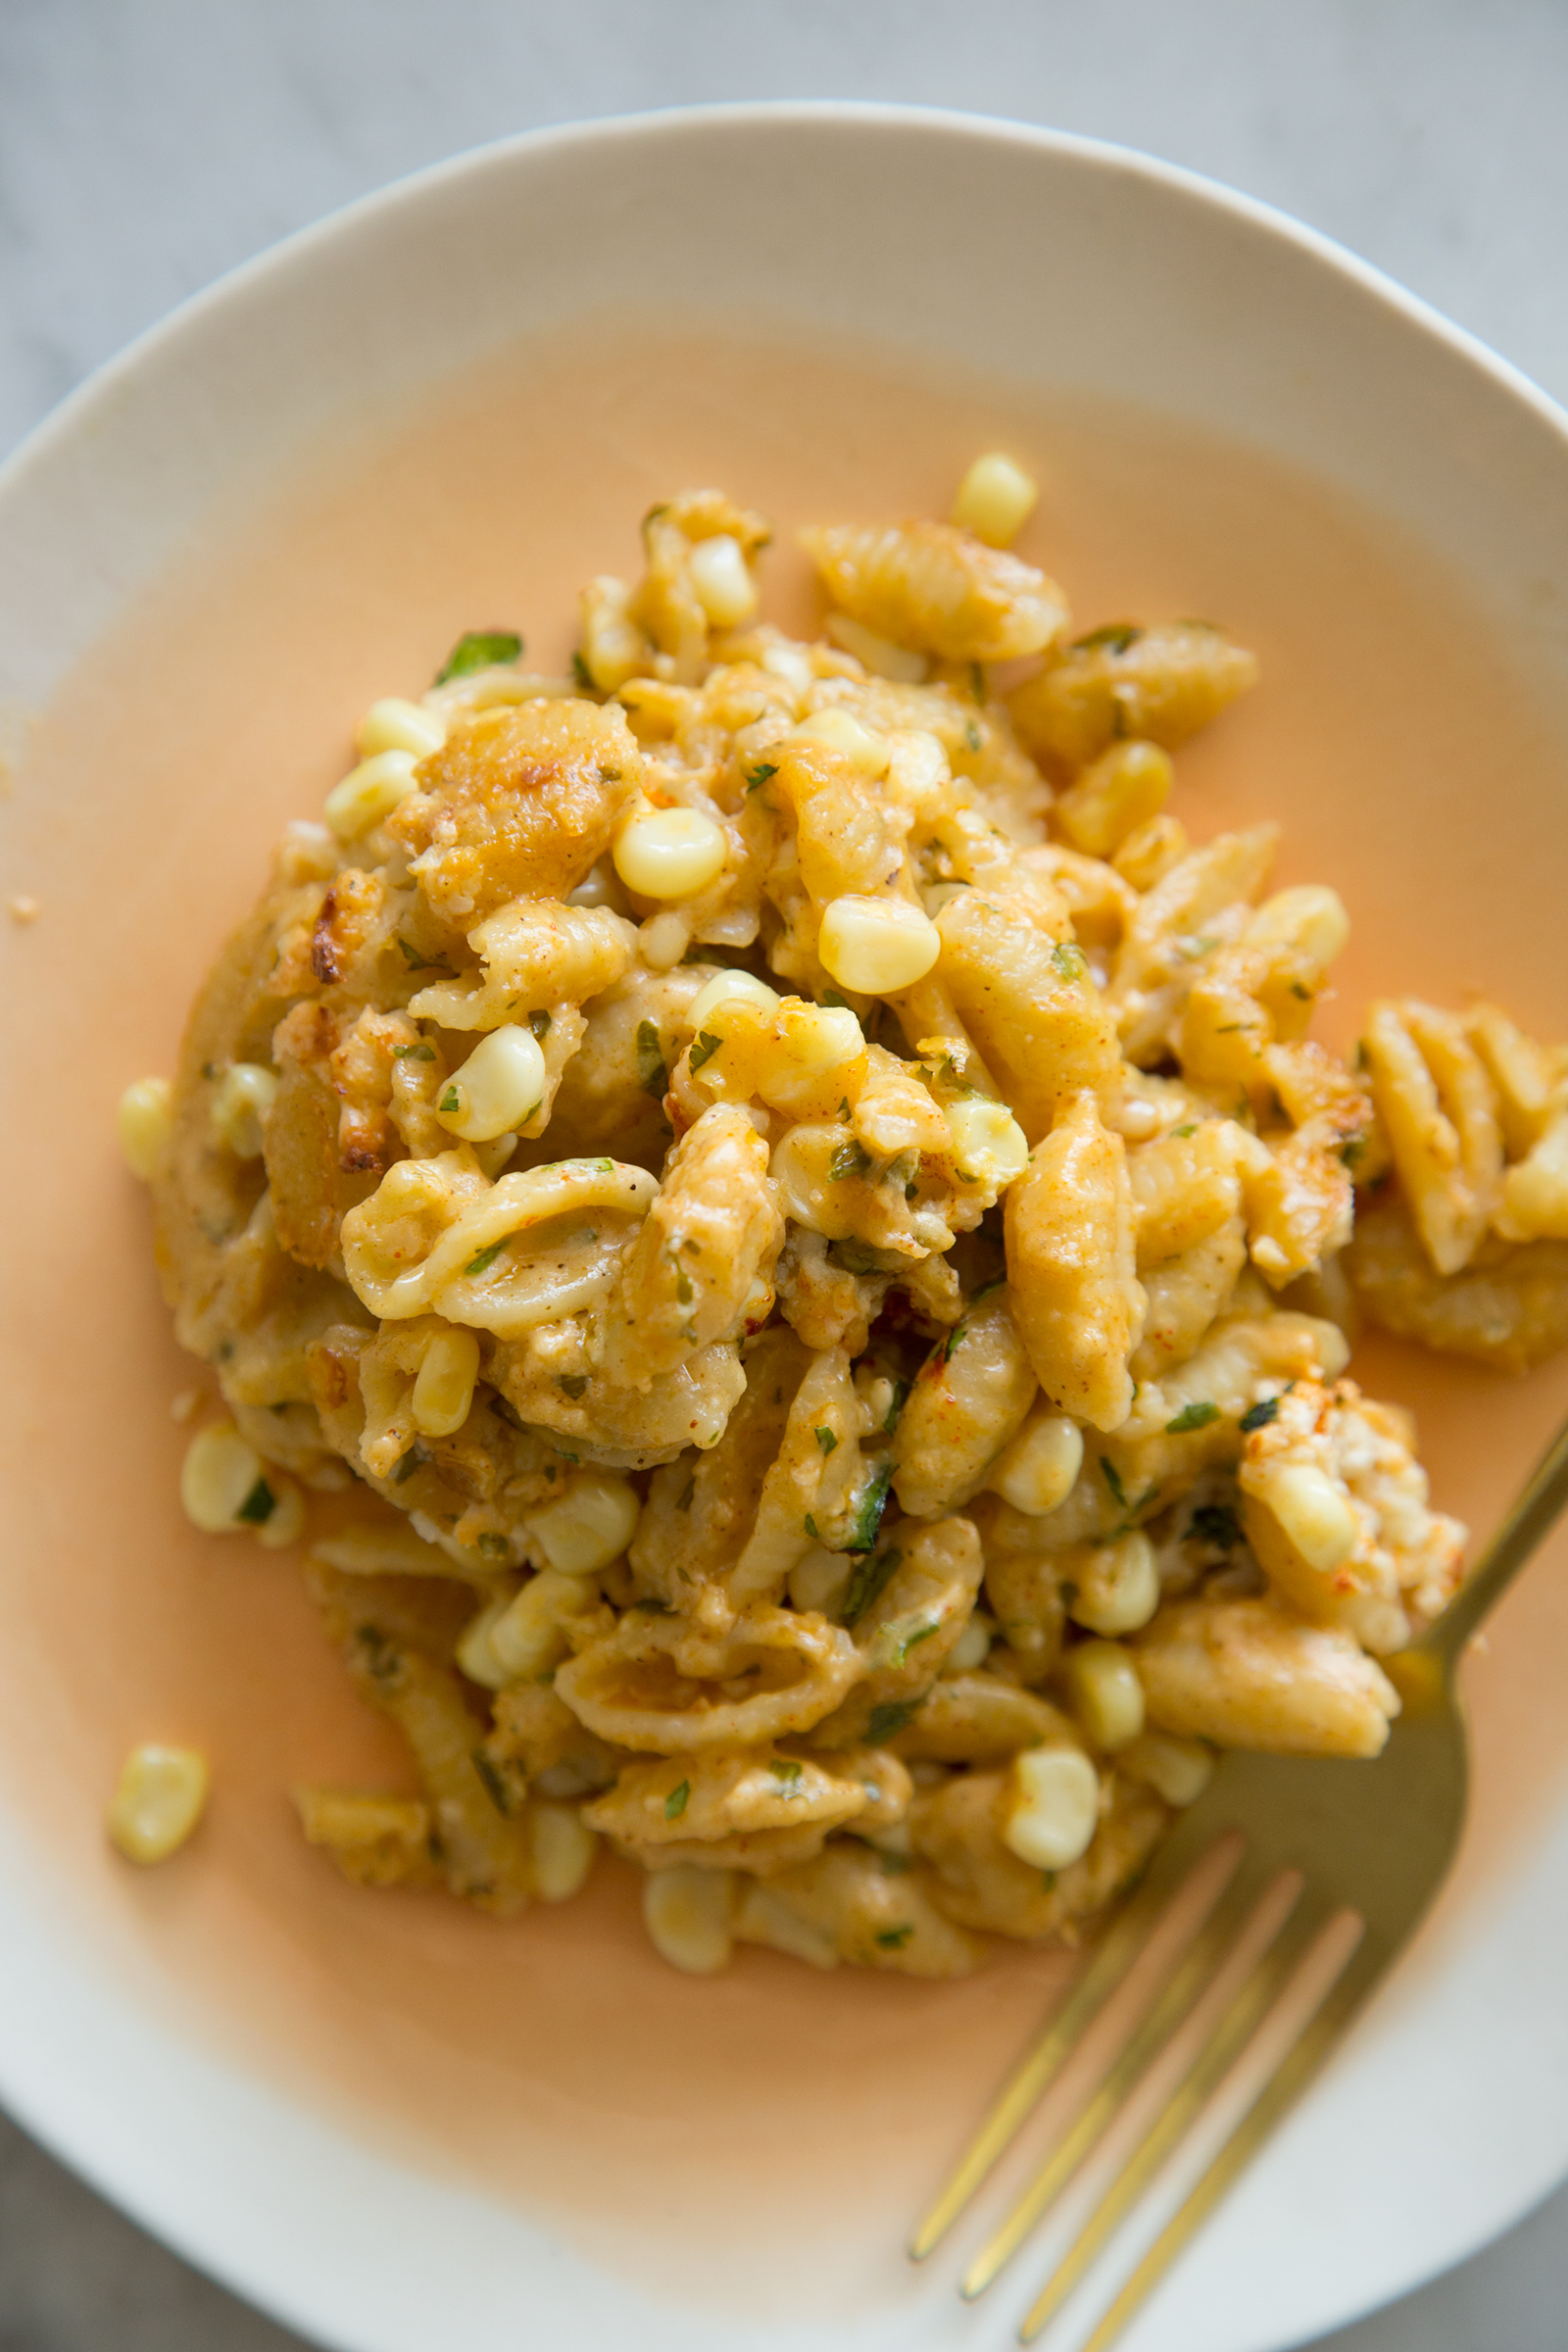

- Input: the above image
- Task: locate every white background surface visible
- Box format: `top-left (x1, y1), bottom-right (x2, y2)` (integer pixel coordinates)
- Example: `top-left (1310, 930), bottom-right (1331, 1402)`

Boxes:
top-left (2, 4), bottom-right (1565, 2347)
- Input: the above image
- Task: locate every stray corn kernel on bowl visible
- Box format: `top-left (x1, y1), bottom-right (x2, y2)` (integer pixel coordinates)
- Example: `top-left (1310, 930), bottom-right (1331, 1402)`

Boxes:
top-left (4, 103), bottom-right (1568, 2352)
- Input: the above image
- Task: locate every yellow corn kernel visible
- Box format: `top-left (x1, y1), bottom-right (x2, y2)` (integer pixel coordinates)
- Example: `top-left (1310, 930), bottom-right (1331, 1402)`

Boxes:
top-left (686, 532), bottom-right (759, 628)
top-left (526, 1474), bottom-right (641, 1576)
top-left (614, 806), bottom-right (728, 900)
top-left (471, 1131), bottom-right (519, 1182)
top-left (488, 1569), bottom-right (601, 1683)
top-left (1119, 1730), bottom-right (1214, 1807)
top-left (824, 612), bottom-right (928, 684)
top-left (819, 893), bottom-right (941, 994)
top-left (1113, 812), bottom-right (1189, 891)
top-left (436, 1024), bottom-right (547, 1143)
top-left (211, 1061), bottom-right (278, 1158)
top-left (952, 452), bottom-right (1039, 547)
top-left (643, 1863), bottom-right (735, 1974)
top-left (107, 1743), bottom-right (209, 1864)
top-left (1064, 1639), bottom-right (1146, 1751)
top-left (758, 1001), bottom-right (866, 1116)
top-left (638, 909), bottom-right (691, 969)
top-left (687, 968), bottom-right (781, 1029)
top-left (411, 1325), bottom-right (481, 1437)
top-left (354, 696), bottom-right (445, 760)
top-left (1252, 1462), bottom-right (1358, 1573)
top-left (454, 1591), bottom-right (517, 1690)
top-left (947, 1610), bottom-right (995, 1672)
top-left (944, 1096), bottom-right (1030, 1188)
top-left (529, 1801), bottom-right (599, 1901)
top-left (1069, 1530), bottom-right (1161, 1636)
top-left (323, 748), bottom-right (420, 841)
top-left (989, 1410), bottom-right (1084, 1516)
top-left (791, 707), bottom-right (891, 776)
top-left (1054, 740), bottom-right (1174, 858)
top-left (180, 1422), bottom-right (268, 1534)
top-left (117, 1076), bottom-right (172, 1180)
top-left (1002, 1744), bottom-right (1100, 1871)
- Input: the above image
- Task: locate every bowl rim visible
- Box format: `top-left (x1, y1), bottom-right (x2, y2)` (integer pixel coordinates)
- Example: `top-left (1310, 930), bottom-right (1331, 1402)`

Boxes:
top-left (5, 95), bottom-right (1568, 2352)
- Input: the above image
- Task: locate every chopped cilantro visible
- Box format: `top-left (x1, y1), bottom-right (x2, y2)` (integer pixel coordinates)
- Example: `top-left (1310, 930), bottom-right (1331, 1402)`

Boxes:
top-left (814, 1426), bottom-right (840, 1455)
top-left (435, 628), bottom-right (522, 683)
top-left (969, 662), bottom-right (985, 702)
top-left (392, 1448), bottom-right (422, 1485)
top-left (1051, 940), bottom-right (1089, 984)
top-left (235, 1475), bottom-right (275, 1526)
top-left (866, 1699), bottom-right (919, 1744)
top-left (938, 1319), bottom-right (968, 1366)
top-left (875, 1924), bottom-right (914, 1949)
top-left (636, 1018), bottom-right (667, 1099)
top-left (893, 1620), bottom-right (939, 1666)
top-left (1191, 1502), bottom-right (1242, 1550)
top-left (769, 1759), bottom-right (804, 1789)
top-left (1166, 1400), bottom-right (1221, 1434)
top-left (964, 720), bottom-right (982, 753)
top-left (675, 1268), bottom-right (694, 1304)
top-left (883, 1378), bottom-right (910, 1434)
top-left (675, 1473), bottom-right (696, 1512)
top-left (396, 936), bottom-right (450, 971)
top-left (558, 1374), bottom-right (589, 1399)
top-left (844, 1458), bottom-right (895, 1553)
top-left (464, 1239), bottom-right (508, 1278)
top-left (1290, 981), bottom-right (1312, 1002)
top-left (392, 1041), bottom-right (436, 1061)
top-left (804, 1513), bottom-right (821, 1542)
top-left (842, 1544), bottom-right (902, 1626)
top-left (476, 1532), bottom-right (510, 1559)
top-left (1240, 1396), bottom-right (1280, 1434)
top-left (746, 761), bottom-right (778, 793)
top-left (1171, 1121), bottom-right (1198, 1137)
top-left (571, 650), bottom-right (594, 691)
top-left (664, 1780), bottom-right (690, 1821)
top-left (439, 1085), bottom-right (462, 1115)
top-left (528, 1008), bottom-right (552, 1039)
top-left (829, 1138), bottom-right (872, 1183)
top-left (1100, 1456), bottom-right (1128, 1509)
top-left (471, 1749), bottom-right (513, 1814)
top-left (688, 1030), bottom-right (722, 1074)
top-left (1073, 621), bottom-right (1144, 655)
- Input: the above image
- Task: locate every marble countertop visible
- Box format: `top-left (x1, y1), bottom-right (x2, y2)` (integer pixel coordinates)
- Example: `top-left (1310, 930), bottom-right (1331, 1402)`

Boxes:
top-left (3, 3), bottom-right (1565, 2345)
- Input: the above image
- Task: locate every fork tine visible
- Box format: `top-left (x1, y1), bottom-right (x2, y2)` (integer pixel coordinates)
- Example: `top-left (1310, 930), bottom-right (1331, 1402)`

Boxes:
top-left (1016, 1886), bottom-right (1333, 2344)
top-left (908, 1827), bottom-right (1234, 2260)
top-left (960, 1851), bottom-right (1281, 2299)
top-left (1071, 1918), bottom-right (1371, 2352)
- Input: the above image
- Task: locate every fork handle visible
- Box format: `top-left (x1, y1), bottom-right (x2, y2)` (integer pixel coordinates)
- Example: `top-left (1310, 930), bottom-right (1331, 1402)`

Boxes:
top-left (1421, 1408), bottom-right (1568, 1669)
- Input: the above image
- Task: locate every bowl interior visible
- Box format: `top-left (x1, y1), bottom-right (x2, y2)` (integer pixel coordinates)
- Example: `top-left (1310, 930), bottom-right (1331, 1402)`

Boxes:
top-left (2, 110), bottom-right (1567, 2352)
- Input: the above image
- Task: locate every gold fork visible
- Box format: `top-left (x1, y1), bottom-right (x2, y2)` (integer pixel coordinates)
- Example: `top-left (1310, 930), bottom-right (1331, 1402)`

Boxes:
top-left (910, 1408), bottom-right (1568, 2348)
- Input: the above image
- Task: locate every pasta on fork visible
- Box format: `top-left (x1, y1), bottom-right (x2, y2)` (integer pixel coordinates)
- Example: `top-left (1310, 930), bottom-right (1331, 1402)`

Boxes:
top-left (118, 458), bottom-right (1568, 1972)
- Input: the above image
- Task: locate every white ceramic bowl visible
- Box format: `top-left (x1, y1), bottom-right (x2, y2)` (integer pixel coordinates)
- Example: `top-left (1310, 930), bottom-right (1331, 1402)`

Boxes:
top-left (3, 104), bottom-right (1568, 2352)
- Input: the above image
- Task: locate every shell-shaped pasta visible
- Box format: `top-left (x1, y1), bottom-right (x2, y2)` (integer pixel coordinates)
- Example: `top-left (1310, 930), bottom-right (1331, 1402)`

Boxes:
top-left (338, 1150), bottom-right (493, 1318)
top-left (891, 1288), bottom-right (1037, 1518)
top-left (410, 898), bottom-right (636, 1031)
top-left (388, 698), bottom-right (644, 922)
top-left (584, 1747), bottom-right (869, 1874)
top-left (892, 1673), bottom-right (1070, 1763)
top-left (973, 1494), bottom-right (1072, 1672)
top-left (1005, 1092), bottom-right (1145, 1434)
top-left (1348, 1191), bottom-right (1568, 1373)
top-left (935, 893), bottom-right (1121, 1144)
top-left (911, 1767), bottom-right (1165, 1940)
top-left (1132, 1215), bottom-right (1249, 1382)
top-left (773, 736), bottom-right (906, 906)
top-left (730, 1344), bottom-right (870, 1597)
top-left (1107, 826), bottom-right (1279, 1067)
top-left (1132, 1594), bottom-right (1400, 1758)
top-left (542, 960), bottom-right (714, 1170)
top-left (803, 519), bottom-right (1068, 663)
top-left (1008, 621), bottom-right (1257, 769)
top-left (813, 1516), bottom-right (985, 1746)
top-left (601, 1104), bottom-right (784, 1384)
top-left (1362, 1000), bottom-right (1501, 1276)
top-left (555, 1604), bottom-right (864, 1752)
top-left (631, 1327), bottom-right (809, 1605)
top-left (1129, 1123), bottom-right (1244, 1268)
top-left (733, 1841), bottom-right (985, 1975)
top-left (488, 1316), bottom-right (747, 1470)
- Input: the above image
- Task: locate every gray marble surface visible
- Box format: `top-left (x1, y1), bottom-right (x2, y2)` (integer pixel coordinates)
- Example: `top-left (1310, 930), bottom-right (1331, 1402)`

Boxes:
top-left (2, 2), bottom-right (1566, 2345)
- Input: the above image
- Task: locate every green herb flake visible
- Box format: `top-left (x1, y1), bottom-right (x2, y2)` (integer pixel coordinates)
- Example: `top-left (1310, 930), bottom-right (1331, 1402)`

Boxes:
top-left (571, 650), bottom-right (594, 691)
top-left (476, 1531), bottom-right (510, 1559)
top-left (635, 1018), bottom-right (668, 1098)
top-left (745, 761), bottom-right (778, 794)
top-left (1100, 1456), bottom-right (1128, 1509)
top-left (875, 1924), bottom-right (914, 1950)
top-left (1191, 1502), bottom-right (1242, 1550)
top-left (1041, 1869), bottom-right (1058, 1892)
top-left (865, 1699), bottom-right (920, 1744)
top-left (392, 1041), bottom-right (436, 1061)
top-left (893, 1620), bottom-right (939, 1666)
top-left (528, 1007), bottom-right (552, 1039)
top-left (471, 1749), bottom-right (514, 1815)
top-left (1171, 1121), bottom-right (1198, 1138)
top-left (769, 1759), bottom-right (804, 1790)
top-left (804, 1513), bottom-right (821, 1542)
top-left (938, 1319), bottom-right (968, 1367)
top-left (688, 1030), bottom-right (723, 1074)
top-left (235, 1475), bottom-right (276, 1526)
top-left (821, 988), bottom-right (850, 1009)
top-left (829, 1138), bottom-right (872, 1183)
top-left (1240, 1396), bottom-right (1280, 1434)
top-left (842, 1544), bottom-right (902, 1627)
top-left (845, 1458), bottom-right (896, 1554)
top-left (435, 628), bottom-right (522, 684)
top-left (464, 1238), bottom-right (508, 1278)
top-left (814, 1426), bottom-right (840, 1455)
top-left (396, 935), bottom-right (447, 970)
top-left (1290, 981), bottom-right (1312, 1002)
top-left (883, 1378), bottom-right (910, 1434)
top-left (1051, 940), bottom-right (1089, 984)
top-left (675, 1269), bottom-right (694, 1305)
top-left (969, 662), bottom-right (986, 702)
top-left (392, 1448), bottom-right (422, 1485)
top-left (964, 720), bottom-right (982, 753)
top-left (664, 1780), bottom-right (691, 1821)
top-left (558, 1374), bottom-right (589, 1400)
top-left (675, 1473), bottom-right (696, 1512)
top-left (439, 1085), bottom-right (463, 1115)
top-left (1166, 1400), bottom-right (1221, 1434)
top-left (1073, 621), bottom-right (1144, 655)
